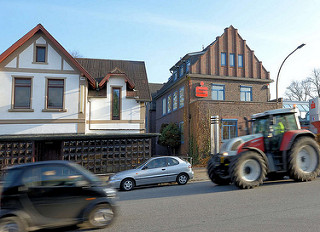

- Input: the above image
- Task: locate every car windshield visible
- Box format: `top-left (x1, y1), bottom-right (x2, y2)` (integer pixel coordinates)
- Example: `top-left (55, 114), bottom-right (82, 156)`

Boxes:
top-left (135, 160), bottom-right (149, 169)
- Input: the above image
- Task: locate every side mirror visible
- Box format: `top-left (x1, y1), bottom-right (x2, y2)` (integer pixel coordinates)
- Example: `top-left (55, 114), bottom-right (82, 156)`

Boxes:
top-left (270, 117), bottom-right (275, 125)
top-left (142, 166), bottom-right (148, 170)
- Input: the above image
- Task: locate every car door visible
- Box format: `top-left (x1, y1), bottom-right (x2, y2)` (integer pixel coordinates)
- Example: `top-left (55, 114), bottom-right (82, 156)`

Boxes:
top-left (20, 164), bottom-right (93, 224)
top-left (165, 157), bottom-right (181, 182)
top-left (136, 158), bottom-right (168, 185)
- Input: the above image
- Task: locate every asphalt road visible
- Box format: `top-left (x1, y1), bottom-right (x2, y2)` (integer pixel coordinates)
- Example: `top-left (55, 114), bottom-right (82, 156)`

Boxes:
top-left (55, 178), bottom-right (320, 232)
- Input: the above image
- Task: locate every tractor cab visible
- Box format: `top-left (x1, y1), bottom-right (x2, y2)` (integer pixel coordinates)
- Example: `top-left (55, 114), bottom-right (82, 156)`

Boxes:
top-left (251, 107), bottom-right (300, 152)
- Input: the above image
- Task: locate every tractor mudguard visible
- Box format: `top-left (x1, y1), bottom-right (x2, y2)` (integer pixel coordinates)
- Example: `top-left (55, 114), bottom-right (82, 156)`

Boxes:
top-left (280, 130), bottom-right (316, 151)
top-left (241, 147), bottom-right (269, 169)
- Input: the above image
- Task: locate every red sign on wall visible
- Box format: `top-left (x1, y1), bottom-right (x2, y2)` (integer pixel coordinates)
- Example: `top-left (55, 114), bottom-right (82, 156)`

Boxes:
top-left (311, 101), bottom-right (316, 109)
top-left (195, 81), bottom-right (208, 97)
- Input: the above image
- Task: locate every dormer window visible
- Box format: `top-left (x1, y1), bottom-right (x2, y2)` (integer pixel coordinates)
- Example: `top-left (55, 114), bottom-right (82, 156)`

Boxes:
top-left (179, 65), bottom-right (184, 77)
top-left (173, 71), bottom-right (177, 81)
top-left (186, 59), bottom-right (191, 73)
top-left (36, 46), bottom-right (46, 63)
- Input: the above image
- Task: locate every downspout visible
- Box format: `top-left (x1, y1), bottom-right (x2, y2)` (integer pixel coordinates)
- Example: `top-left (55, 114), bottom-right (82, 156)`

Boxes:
top-left (187, 75), bottom-right (192, 155)
top-left (88, 99), bottom-right (92, 131)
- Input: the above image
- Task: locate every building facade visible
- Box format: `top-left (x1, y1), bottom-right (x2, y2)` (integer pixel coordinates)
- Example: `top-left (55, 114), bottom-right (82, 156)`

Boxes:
top-left (0, 24), bottom-right (154, 173)
top-left (154, 25), bottom-right (280, 158)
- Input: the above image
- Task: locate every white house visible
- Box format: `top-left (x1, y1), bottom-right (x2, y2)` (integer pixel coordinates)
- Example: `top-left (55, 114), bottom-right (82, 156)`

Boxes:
top-left (0, 24), bottom-right (151, 136)
top-left (0, 24), bottom-right (153, 172)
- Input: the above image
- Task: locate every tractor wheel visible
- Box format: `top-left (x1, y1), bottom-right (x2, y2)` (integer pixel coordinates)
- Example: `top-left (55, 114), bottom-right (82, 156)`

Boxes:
top-left (230, 151), bottom-right (267, 189)
top-left (288, 137), bottom-right (320, 181)
top-left (207, 156), bottom-right (230, 185)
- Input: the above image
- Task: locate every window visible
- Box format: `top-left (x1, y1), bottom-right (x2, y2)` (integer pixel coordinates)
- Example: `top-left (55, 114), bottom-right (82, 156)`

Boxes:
top-left (240, 86), bottom-right (252, 101)
top-left (36, 46), bottom-right (46, 63)
top-left (211, 84), bottom-right (225, 100)
top-left (112, 87), bottom-right (121, 120)
top-left (13, 78), bottom-right (31, 109)
top-left (173, 71), bottom-right (177, 81)
top-left (179, 121), bottom-right (184, 144)
top-left (167, 157), bottom-right (179, 166)
top-left (179, 87), bottom-right (184, 108)
top-left (221, 52), bottom-right (226, 66)
top-left (162, 98), bottom-right (167, 115)
top-left (146, 158), bottom-right (167, 169)
top-left (167, 94), bottom-right (172, 113)
top-left (186, 59), bottom-right (191, 73)
top-left (230, 53), bottom-right (235, 67)
top-left (173, 91), bottom-right (178, 111)
top-left (222, 119), bottom-right (238, 141)
top-left (22, 165), bottom-right (84, 187)
top-left (47, 79), bottom-right (64, 109)
top-left (238, 54), bottom-right (243, 67)
top-left (179, 65), bottom-right (184, 77)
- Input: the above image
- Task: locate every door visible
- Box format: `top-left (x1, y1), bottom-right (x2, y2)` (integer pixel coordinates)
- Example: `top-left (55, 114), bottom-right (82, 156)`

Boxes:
top-left (35, 141), bottom-right (62, 161)
top-left (136, 158), bottom-right (168, 185)
top-left (165, 157), bottom-right (181, 182)
top-left (20, 164), bottom-right (93, 225)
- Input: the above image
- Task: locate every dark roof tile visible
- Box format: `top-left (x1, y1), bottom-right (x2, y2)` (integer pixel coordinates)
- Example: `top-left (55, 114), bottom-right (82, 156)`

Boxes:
top-left (76, 58), bottom-right (151, 101)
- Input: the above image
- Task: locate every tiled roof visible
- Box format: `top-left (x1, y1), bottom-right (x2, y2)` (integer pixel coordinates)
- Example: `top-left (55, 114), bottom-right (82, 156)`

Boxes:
top-left (76, 58), bottom-right (151, 101)
top-left (149, 83), bottom-right (164, 96)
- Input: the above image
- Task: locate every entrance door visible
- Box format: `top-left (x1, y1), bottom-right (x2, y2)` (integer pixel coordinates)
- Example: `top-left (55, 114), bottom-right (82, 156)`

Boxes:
top-left (35, 141), bottom-right (62, 161)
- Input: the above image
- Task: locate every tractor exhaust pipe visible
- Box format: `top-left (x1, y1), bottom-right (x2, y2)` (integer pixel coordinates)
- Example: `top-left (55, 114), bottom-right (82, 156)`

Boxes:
top-left (210, 115), bottom-right (220, 154)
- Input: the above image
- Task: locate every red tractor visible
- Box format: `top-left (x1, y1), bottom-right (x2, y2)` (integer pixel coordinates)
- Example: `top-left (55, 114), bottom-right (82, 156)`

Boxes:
top-left (207, 107), bottom-right (320, 189)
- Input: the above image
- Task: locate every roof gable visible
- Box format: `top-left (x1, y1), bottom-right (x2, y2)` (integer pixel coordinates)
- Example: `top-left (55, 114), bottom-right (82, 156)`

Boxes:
top-left (76, 58), bottom-right (151, 101)
top-left (0, 24), bottom-right (96, 88)
top-left (99, 67), bottom-right (135, 89)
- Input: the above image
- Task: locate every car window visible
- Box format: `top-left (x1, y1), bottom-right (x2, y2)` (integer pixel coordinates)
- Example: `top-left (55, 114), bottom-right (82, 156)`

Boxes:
top-left (22, 165), bottom-right (85, 187)
top-left (146, 158), bottom-right (167, 169)
top-left (167, 158), bottom-right (179, 166)
top-left (2, 169), bottom-right (23, 189)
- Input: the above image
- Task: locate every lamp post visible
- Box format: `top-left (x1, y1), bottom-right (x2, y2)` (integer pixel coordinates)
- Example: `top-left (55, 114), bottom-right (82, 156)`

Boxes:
top-left (276, 43), bottom-right (306, 103)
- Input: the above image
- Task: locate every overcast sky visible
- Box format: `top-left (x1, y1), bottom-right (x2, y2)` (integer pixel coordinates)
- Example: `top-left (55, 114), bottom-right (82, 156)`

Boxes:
top-left (1, 0), bottom-right (319, 99)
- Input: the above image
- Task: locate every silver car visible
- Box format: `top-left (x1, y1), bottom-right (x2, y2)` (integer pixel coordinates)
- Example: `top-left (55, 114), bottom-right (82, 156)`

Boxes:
top-left (108, 156), bottom-right (194, 191)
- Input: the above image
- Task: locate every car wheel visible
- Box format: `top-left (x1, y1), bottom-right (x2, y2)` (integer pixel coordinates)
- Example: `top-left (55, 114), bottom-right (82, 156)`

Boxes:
top-left (85, 204), bottom-right (115, 229)
top-left (0, 216), bottom-right (26, 232)
top-left (120, 178), bottom-right (135, 191)
top-left (177, 173), bottom-right (189, 185)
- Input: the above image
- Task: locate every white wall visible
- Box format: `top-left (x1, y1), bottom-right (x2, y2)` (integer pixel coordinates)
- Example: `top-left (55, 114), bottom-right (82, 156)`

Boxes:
top-left (86, 76), bottom-right (141, 134)
top-left (0, 35), bottom-right (81, 135)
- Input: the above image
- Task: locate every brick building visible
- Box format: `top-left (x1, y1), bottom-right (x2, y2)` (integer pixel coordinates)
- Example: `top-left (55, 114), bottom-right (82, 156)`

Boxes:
top-left (154, 25), bottom-right (280, 159)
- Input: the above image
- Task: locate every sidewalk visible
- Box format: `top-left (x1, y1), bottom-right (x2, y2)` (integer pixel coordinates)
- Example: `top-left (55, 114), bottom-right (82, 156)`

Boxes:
top-left (191, 167), bottom-right (209, 182)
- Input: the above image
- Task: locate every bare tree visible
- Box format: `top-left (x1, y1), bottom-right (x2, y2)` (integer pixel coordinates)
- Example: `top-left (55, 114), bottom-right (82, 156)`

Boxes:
top-left (284, 68), bottom-right (320, 101)
top-left (307, 68), bottom-right (320, 97)
top-left (69, 50), bottom-right (83, 58)
top-left (284, 80), bottom-right (312, 101)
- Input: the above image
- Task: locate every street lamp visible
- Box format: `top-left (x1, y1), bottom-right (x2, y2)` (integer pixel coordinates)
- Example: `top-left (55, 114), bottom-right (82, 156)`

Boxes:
top-left (276, 43), bottom-right (306, 103)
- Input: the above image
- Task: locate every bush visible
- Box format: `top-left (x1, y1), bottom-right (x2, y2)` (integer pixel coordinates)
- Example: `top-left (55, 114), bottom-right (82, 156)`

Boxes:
top-left (158, 123), bottom-right (181, 155)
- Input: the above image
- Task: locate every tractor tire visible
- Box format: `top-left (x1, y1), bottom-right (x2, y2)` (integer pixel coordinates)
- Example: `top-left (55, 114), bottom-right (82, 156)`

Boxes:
top-left (207, 156), bottom-right (230, 185)
top-left (288, 137), bottom-right (320, 181)
top-left (230, 151), bottom-right (267, 189)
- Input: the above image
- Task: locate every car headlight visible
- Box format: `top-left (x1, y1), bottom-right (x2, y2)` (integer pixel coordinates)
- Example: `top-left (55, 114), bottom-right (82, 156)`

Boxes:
top-left (222, 152), bottom-right (228, 156)
top-left (104, 187), bottom-right (117, 198)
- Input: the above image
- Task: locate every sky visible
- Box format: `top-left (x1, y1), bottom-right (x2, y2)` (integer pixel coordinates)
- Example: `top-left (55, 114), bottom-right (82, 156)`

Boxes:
top-left (1, 0), bottom-right (320, 99)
